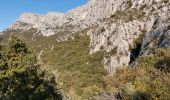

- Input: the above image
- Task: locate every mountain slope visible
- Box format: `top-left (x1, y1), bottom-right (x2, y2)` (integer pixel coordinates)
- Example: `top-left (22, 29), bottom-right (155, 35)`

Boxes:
top-left (1, 0), bottom-right (170, 99)
top-left (3, 0), bottom-right (169, 74)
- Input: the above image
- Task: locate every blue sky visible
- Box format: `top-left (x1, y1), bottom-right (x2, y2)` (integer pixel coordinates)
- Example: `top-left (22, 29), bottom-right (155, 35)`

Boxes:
top-left (0, 0), bottom-right (88, 31)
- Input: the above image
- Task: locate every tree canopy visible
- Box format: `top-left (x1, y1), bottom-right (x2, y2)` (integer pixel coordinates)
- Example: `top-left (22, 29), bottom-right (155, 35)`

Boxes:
top-left (0, 36), bottom-right (62, 100)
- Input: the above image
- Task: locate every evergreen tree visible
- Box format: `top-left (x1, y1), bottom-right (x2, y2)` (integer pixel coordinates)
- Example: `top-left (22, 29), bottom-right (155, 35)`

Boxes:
top-left (0, 36), bottom-right (62, 100)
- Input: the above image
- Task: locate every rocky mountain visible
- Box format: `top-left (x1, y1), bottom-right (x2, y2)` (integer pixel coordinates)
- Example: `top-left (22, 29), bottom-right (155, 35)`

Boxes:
top-left (2, 0), bottom-right (170, 74)
top-left (1, 0), bottom-right (170, 99)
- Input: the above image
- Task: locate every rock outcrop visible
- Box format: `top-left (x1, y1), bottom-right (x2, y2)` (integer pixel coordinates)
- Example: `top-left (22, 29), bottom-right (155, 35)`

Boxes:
top-left (141, 18), bottom-right (170, 55)
top-left (87, 0), bottom-right (170, 73)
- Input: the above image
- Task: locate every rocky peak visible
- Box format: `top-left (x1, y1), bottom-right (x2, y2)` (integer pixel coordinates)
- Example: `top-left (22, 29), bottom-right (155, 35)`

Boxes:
top-left (19, 12), bottom-right (64, 25)
top-left (19, 13), bottom-right (42, 24)
top-left (9, 12), bottom-right (64, 36)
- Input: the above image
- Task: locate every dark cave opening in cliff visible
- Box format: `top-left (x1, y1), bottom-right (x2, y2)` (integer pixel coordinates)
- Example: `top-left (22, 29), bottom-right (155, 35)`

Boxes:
top-left (129, 43), bottom-right (142, 64)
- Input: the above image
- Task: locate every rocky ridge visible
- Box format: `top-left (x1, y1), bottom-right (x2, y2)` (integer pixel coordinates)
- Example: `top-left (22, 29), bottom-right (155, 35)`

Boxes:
top-left (7, 0), bottom-right (144, 36)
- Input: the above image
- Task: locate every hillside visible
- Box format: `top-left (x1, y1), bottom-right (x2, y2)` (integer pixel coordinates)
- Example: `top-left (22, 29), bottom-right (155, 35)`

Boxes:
top-left (1, 0), bottom-right (170, 100)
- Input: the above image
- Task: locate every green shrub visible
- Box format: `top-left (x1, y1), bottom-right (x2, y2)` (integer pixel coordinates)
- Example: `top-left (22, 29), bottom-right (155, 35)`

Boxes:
top-left (111, 48), bottom-right (170, 99)
top-left (0, 36), bottom-right (62, 100)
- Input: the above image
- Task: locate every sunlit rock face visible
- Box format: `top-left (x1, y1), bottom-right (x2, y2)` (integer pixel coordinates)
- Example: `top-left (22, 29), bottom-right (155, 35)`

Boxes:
top-left (87, 0), bottom-right (170, 74)
top-left (4, 0), bottom-right (170, 74)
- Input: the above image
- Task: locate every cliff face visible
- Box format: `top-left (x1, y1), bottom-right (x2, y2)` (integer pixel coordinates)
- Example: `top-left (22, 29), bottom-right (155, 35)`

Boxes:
top-left (3, 0), bottom-right (170, 74)
top-left (88, 0), bottom-right (170, 73)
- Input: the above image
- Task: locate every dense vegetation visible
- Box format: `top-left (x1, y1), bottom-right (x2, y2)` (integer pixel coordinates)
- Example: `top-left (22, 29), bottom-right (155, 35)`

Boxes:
top-left (109, 48), bottom-right (170, 100)
top-left (1, 31), bottom-right (170, 100)
top-left (41, 34), bottom-right (110, 99)
top-left (0, 36), bottom-right (62, 100)
top-left (39, 33), bottom-right (170, 99)
top-left (3, 30), bottom-right (112, 99)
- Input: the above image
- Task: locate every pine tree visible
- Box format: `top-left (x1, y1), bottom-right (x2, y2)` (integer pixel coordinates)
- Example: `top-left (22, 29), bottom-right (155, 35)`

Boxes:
top-left (0, 36), bottom-right (62, 100)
